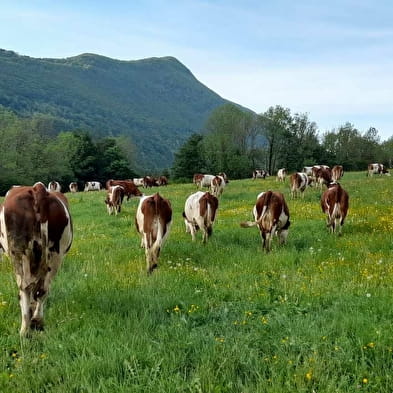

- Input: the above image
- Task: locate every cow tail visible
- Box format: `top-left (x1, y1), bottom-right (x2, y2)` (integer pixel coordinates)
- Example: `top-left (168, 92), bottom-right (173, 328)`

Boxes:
top-left (33, 183), bottom-right (49, 267)
top-left (256, 191), bottom-right (273, 225)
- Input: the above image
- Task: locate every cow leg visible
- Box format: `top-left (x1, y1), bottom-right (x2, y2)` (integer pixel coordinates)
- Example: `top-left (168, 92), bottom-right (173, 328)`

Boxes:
top-left (278, 229), bottom-right (289, 245)
top-left (18, 284), bottom-right (32, 336)
top-left (31, 254), bottom-right (61, 330)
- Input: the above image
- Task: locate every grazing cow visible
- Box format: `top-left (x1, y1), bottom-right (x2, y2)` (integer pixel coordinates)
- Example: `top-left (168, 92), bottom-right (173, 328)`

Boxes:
top-left (133, 178), bottom-right (145, 187)
top-left (321, 182), bottom-right (349, 235)
top-left (252, 169), bottom-right (269, 180)
top-left (290, 172), bottom-right (313, 198)
top-left (193, 174), bottom-right (215, 189)
top-left (211, 175), bottom-right (225, 198)
top-left (106, 180), bottom-right (143, 200)
top-left (367, 163), bottom-right (390, 176)
top-left (332, 165), bottom-right (344, 182)
top-left (314, 167), bottom-right (332, 188)
top-left (84, 181), bottom-right (101, 192)
top-left (183, 191), bottom-right (219, 243)
top-left (157, 176), bottom-right (168, 186)
top-left (105, 185), bottom-right (125, 215)
top-left (240, 191), bottom-right (290, 252)
top-left (193, 174), bottom-right (204, 187)
top-left (69, 182), bottom-right (78, 193)
top-left (0, 183), bottom-right (73, 336)
top-left (143, 176), bottom-right (158, 188)
top-left (276, 168), bottom-right (287, 182)
top-left (302, 166), bottom-right (314, 176)
top-left (48, 181), bottom-right (61, 193)
top-left (135, 193), bottom-right (172, 274)
top-left (218, 172), bottom-right (229, 183)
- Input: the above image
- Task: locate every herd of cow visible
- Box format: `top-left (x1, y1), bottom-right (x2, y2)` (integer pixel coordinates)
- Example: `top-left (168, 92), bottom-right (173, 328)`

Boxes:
top-left (0, 162), bottom-right (388, 336)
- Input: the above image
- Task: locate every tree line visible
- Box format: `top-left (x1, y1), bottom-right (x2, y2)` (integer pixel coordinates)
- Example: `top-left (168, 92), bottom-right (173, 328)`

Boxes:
top-left (0, 107), bottom-right (137, 195)
top-left (1, 103), bottom-right (391, 195)
top-left (172, 104), bottom-right (392, 181)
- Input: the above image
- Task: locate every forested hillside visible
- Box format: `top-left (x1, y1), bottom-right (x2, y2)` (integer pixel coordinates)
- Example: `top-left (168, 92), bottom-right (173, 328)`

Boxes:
top-left (0, 49), bottom-right (229, 170)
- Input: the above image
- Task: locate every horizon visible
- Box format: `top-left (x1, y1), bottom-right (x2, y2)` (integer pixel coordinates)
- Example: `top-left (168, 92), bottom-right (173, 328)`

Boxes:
top-left (1, 0), bottom-right (392, 141)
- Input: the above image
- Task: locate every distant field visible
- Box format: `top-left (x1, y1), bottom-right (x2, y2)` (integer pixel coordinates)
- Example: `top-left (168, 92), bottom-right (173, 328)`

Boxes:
top-left (1, 172), bottom-right (393, 392)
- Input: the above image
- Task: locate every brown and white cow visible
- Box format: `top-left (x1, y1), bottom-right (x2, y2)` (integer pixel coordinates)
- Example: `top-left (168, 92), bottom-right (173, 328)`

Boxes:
top-left (367, 163), bottom-right (389, 176)
top-left (211, 175), bottom-right (225, 198)
top-left (48, 181), bottom-right (61, 193)
top-left (105, 185), bottom-right (125, 215)
top-left (276, 168), bottom-right (287, 182)
top-left (321, 182), bottom-right (349, 235)
top-left (106, 179), bottom-right (143, 200)
top-left (195, 174), bottom-right (215, 189)
top-left (69, 182), bottom-right (78, 193)
top-left (252, 169), bottom-right (269, 180)
top-left (290, 172), bottom-right (313, 198)
top-left (157, 176), bottom-right (168, 186)
top-left (302, 166), bottom-right (314, 176)
top-left (143, 176), bottom-right (157, 188)
top-left (133, 178), bottom-right (145, 187)
top-left (84, 181), bottom-right (101, 191)
top-left (135, 193), bottom-right (172, 274)
top-left (331, 165), bottom-right (344, 182)
top-left (314, 167), bottom-right (332, 188)
top-left (183, 191), bottom-right (219, 243)
top-left (0, 183), bottom-right (73, 336)
top-left (240, 191), bottom-right (290, 252)
top-left (218, 172), bottom-right (229, 183)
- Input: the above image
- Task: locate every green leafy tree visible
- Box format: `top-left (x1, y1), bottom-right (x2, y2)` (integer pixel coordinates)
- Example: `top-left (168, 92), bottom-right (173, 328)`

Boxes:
top-left (172, 133), bottom-right (206, 181)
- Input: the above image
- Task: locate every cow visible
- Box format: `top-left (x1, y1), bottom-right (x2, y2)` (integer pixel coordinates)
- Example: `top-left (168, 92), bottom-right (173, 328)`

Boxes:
top-left (84, 181), bottom-right (101, 192)
top-left (133, 178), bottom-right (145, 187)
top-left (211, 175), bottom-right (225, 198)
top-left (290, 172), bottom-right (313, 198)
top-left (302, 166), bottom-right (314, 176)
top-left (48, 181), bottom-right (61, 193)
top-left (143, 176), bottom-right (158, 188)
top-left (276, 168), bottom-right (287, 182)
top-left (240, 191), bottom-right (290, 252)
top-left (157, 176), bottom-right (168, 186)
top-left (193, 174), bottom-right (215, 189)
top-left (135, 193), bottom-right (172, 274)
top-left (105, 185), bottom-right (125, 215)
top-left (218, 172), bottom-right (229, 183)
top-left (367, 163), bottom-right (390, 176)
top-left (69, 182), bottom-right (78, 193)
top-left (0, 183), bottom-right (73, 336)
top-left (252, 169), bottom-right (269, 180)
top-left (106, 179), bottom-right (143, 200)
top-left (314, 167), bottom-right (332, 188)
top-left (332, 165), bottom-right (344, 182)
top-left (321, 182), bottom-right (349, 235)
top-left (183, 191), bottom-right (219, 243)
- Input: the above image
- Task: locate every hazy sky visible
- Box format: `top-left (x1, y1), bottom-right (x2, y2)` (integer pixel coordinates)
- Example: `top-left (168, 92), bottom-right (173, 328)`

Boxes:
top-left (1, 0), bottom-right (392, 140)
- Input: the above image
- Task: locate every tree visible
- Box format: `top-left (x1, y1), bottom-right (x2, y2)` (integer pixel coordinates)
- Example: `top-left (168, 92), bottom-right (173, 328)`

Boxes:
top-left (172, 133), bottom-right (205, 181)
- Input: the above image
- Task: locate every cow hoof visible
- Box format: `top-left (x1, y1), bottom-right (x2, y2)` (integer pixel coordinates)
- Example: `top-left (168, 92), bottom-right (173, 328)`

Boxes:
top-left (148, 263), bottom-right (158, 274)
top-left (31, 318), bottom-right (45, 331)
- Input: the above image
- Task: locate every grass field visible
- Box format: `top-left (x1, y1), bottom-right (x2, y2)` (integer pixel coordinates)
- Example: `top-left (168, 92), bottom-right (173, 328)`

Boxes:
top-left (1, 172), bottom-right (393, 392)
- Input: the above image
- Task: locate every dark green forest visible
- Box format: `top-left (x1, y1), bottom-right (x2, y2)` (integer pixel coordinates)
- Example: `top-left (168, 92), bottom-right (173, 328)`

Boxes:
top-left (0, 49), bottom-right (229, 170)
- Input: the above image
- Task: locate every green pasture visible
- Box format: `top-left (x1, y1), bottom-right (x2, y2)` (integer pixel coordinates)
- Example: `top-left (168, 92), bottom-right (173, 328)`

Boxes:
top-left (1, 172), bottom-right (393, 392)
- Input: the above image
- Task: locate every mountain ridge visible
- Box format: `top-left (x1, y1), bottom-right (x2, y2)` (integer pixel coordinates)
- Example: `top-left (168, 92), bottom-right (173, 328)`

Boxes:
top-left (0, 49), bottom-right (232, 170)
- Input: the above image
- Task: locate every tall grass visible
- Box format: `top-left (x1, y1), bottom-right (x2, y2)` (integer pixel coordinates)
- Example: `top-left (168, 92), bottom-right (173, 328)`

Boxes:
top-left (1, 172), bottom-right (393, 392)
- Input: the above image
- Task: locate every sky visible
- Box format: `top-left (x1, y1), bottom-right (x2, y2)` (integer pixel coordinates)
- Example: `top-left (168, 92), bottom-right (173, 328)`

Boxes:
top-left (1, 0), bottom-right (392, 140)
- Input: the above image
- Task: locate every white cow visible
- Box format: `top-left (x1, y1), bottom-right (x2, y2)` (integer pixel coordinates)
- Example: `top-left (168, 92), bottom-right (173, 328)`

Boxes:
top-left (183, 191), bottom-right (219, 243)
top-left (84, 181), bottom-right (101, 191)
top-left (48, 181), bottom-right (61, 192)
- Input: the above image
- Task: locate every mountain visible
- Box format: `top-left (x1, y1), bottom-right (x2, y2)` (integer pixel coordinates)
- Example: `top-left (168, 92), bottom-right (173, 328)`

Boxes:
top-left (0, 49), bottom-right (232, 170)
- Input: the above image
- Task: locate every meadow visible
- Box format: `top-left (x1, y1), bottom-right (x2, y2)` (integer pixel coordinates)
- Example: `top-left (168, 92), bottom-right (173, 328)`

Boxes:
top-left (0, 172), bottom-right (393, 393)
